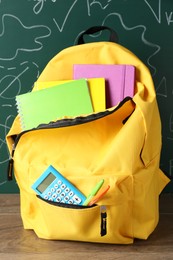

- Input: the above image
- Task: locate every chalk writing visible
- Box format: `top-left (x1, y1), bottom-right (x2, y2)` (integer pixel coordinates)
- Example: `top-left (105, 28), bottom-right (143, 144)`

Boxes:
top-left (156, 77), bottom-right (167, 97)
top-left (0, 112), bottom-right (15, 164)
top-left (165, 12), bottom-right (173, 25)
top-left (90, 0), bottom-right (112, 10)
top-left (102, 12), bottom-right (160, 76)
top-left (30, 0), bottom-right (57, 15)
top-left (53, 0), bottom-right (78, 32)
top-left (0, 14), bottom-right (51, 60)
top-left (32, 0), bottom-right (46, 14)
top-left (0, 67), bottom-right (28, 98)
top-left (0, 62), bottom-right (40, 99)
top-left (144, 0), bottom-right (161, 24)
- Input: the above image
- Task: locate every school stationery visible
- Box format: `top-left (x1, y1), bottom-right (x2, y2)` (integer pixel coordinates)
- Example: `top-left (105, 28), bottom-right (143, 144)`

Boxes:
top-left (83, 179), bottom-right (104, 206)
top-left (73, 64), bottom-right (135, 108)
top-left (88, 185), bottom-right (110, 206)
top-left (31, 165), bottom-right (86, 205)
top-left (34, 78), bottom-right (106, 112)
top-left (16, 79), bottom-right (93, 130)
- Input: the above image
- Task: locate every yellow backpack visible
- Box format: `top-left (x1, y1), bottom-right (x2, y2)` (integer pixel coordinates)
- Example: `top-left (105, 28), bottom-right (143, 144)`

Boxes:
top-left (6, 26), bottom-right (170, 244)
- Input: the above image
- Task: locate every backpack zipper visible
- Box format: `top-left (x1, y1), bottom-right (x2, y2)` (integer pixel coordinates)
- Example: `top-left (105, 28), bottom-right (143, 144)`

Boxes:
top-left (7, 97), bottom-right (134, 180)
top-left (7, 130), bottom-right (30, 181)
top-left (7, 111), bottom-right (110, 181)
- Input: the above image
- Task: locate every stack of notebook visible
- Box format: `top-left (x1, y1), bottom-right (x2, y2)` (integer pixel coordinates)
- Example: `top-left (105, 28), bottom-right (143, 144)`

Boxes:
top-left (16, 64), bottom-right (135, 131)
top-left (34, 78), bottom-right (106, 113)
top-left (16, 79), bottom-right (94, 131)
top-left (73, 64), bottom-right (135, 108)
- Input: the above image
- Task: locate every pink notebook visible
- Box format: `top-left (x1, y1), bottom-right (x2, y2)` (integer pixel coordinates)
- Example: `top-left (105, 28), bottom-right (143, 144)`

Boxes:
top-left (73, 64), bottom-right (135, 108)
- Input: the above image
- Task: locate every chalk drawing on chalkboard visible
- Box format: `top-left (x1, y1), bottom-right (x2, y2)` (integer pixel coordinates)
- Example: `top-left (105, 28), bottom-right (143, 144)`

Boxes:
top-left (0, 14), bottom-right (51, 60)
top-left (0, 112), bottom-right (14, 158)
top-left (0, 61), bottom-right (40, 99)
top-left (102, 13), bottom-right (160, 76)
top-left (0, 104), bottom-right (16, 186)
top-left (31, 0), bottom-right (79, 16)
top-left (144, 0), bottom-right (161, 24)
top-left (0, 181), bottom-right (6, 186)
top-left (53, 0), bottom-right (78, 32)
top-left (90, 0), bottom-right (112, 10)
top-left (31, 0), bottom-right (58, 14)
top-left (156, 77), bottom-right (167, 97)
top-left (31, 0), bottom-right (46, 14)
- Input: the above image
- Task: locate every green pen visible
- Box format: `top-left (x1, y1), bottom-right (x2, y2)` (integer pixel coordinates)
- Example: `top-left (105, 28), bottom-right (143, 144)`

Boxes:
top-left (83, 179), bottom-right (104, 206)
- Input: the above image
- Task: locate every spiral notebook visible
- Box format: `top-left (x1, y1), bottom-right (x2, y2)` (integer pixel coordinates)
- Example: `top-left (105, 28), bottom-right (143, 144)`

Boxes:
top-left (16, 79), bottom-right (93, 131)
top-left (34, 78), bottom-right (106, 112)
top-left (73, 64), bottom-right (135, 108)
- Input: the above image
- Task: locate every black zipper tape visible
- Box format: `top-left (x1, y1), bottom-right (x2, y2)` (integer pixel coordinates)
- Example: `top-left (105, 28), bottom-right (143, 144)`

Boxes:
top-left (7, 97), bottom-right (134, 181)
top-left (37, 195), bottom-right (96, 209)
top-left (37, 96), bottom-right (133, 129)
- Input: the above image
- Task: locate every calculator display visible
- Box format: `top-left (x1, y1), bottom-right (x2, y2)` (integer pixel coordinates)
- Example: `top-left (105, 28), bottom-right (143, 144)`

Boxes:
top-left (37, 172), bottom-right (56, 193)
top-left (31, 165), bottom-right (86, 205)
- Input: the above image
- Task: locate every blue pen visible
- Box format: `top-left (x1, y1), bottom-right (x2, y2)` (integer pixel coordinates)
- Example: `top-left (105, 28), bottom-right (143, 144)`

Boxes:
top-left (83, 179), bottom-right (104, 206)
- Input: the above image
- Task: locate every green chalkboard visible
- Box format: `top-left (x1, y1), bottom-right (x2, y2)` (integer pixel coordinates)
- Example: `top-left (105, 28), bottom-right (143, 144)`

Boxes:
top-left (0, 0), bottom-right (173, 193)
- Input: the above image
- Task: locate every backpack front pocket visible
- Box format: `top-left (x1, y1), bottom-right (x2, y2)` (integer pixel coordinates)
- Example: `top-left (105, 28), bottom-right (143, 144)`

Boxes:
top-left (28, 173), bottom-right (134, 244)
top-left (35, 197), bottom-right (102, 242)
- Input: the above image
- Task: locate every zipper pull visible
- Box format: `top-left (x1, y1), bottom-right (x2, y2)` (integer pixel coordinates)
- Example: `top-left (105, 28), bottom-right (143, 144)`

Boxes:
top-left (7, 158), bottom-right (14, 181)
top-left (7, 144), bottom-right (15, 181)
top-left (100, 205), bottom-right (107, 236)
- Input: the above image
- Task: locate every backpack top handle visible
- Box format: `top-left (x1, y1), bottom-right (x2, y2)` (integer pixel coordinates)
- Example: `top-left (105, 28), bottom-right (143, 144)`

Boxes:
top-left (77, 26), bottom-right (119, 45)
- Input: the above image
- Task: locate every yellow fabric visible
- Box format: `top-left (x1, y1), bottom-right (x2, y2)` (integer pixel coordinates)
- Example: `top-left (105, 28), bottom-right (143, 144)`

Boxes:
top-left (33, 78), bottom-right (106, 112)
top-left (6, 41), bottom-right (170, 244)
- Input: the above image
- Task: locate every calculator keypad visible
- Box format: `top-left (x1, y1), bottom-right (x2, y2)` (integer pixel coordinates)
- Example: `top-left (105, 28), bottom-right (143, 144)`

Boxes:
top-left (44, 180), bottom-right (82, 205)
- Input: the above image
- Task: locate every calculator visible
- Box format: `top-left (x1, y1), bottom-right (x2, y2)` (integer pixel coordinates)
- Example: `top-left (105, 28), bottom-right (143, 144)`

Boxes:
top-left (31, 165), bottom-right (86, 205)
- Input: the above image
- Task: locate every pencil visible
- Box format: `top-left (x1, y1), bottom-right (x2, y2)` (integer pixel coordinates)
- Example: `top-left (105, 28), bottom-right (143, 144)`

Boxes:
top-left (88, 185), bottom-right (110, 206)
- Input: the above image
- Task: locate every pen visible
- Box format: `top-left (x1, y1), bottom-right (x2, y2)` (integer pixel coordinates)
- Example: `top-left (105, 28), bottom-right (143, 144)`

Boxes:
top-left (83, 179), bottom-right (104, 206)
top-left (88, 185), bottom-right (110, 206)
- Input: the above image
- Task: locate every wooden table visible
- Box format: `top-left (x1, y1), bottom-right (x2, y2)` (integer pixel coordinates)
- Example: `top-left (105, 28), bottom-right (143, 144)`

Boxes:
top-left (0, 194), bottom-right (173, 260)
